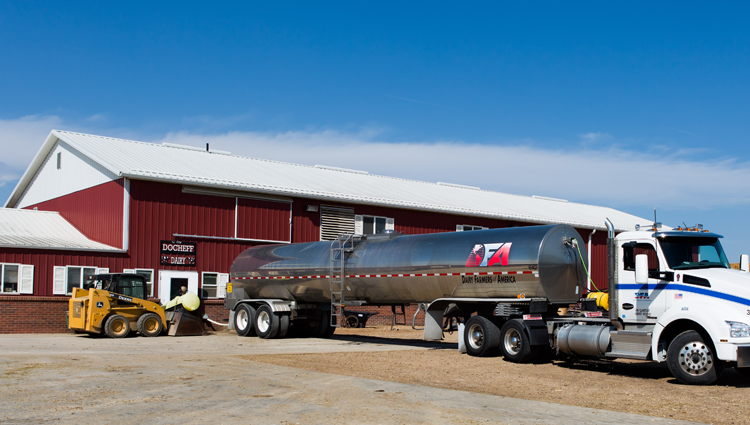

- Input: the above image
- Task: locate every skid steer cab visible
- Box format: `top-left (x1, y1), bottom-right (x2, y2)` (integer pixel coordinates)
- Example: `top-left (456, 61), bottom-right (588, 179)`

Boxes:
top-left (68, 273), bottom-right (167, 338)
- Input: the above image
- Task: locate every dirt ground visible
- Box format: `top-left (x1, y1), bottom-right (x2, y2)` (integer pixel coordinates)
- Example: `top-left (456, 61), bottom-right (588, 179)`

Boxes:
top-left (247, 326), bottom-right (750, 425)
top-left (0, 327), bottom-right (746, 424)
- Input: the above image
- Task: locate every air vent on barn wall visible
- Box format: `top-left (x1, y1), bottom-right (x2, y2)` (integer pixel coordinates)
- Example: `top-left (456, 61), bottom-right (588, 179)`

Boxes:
top-left (320, 205), bottom-right (355, 241)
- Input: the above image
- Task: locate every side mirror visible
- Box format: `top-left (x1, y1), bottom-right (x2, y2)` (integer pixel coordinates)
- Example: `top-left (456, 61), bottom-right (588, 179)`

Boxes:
top-left (741, 254), bottom-right (749, 273)
top-left (635, 254), bottom-right (649, 284)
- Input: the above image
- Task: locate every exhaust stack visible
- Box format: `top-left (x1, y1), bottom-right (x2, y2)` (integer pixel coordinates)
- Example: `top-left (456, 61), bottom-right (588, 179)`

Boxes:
top-left (605, 218), bottom-right (623, 330)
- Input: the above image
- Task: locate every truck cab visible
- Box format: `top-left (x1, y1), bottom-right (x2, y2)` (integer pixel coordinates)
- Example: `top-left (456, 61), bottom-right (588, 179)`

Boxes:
top-left (614, 228), bottom-right (750, 379)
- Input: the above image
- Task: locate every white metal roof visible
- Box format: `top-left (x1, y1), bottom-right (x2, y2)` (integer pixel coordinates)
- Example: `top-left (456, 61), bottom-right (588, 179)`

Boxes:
top-left (0, 208), bottom-right (121, 251)
top-left (7, 130), bottom-right (652, 232)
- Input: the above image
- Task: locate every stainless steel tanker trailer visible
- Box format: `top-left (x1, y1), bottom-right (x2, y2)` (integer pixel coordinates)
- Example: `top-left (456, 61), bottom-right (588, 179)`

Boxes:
top-left (226, 223), bottom-right (589, 350)
top-left (227, 218), bottom-right (750, 385)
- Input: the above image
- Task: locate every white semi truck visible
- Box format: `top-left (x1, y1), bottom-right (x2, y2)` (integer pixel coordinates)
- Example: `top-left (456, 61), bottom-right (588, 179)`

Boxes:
top-left (228, 219), bottom-right (750, 385)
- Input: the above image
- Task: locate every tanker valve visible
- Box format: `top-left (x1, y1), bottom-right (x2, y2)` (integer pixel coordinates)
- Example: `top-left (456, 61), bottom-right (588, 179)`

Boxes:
top-left (563, 237), bottom-right (578, 248)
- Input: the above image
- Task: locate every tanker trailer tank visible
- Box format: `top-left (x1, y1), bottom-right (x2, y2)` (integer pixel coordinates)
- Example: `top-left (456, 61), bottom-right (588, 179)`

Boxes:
top-left (228, 224), bottom-right (588, 310)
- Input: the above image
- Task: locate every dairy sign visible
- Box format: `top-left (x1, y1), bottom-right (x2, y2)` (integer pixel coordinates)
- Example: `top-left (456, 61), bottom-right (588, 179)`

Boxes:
top-left (160, 241), bottom-right (196, 266)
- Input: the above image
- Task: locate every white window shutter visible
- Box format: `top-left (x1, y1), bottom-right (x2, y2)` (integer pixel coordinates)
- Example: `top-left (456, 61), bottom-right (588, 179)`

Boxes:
top-left (20, 265), bottom-right (34, 294)
top-left (97, 268), bottom-right (109, 274)
top-left (123, 269), bottom-right (135, 274)
top-left (354, 215), bottom-right (364, 235)
top-left (53, 266), bottom-right (66, 295)
top-left (386, 218), bottom-right (395, 230)
top-left (217, 273), bottom-right (229, 298)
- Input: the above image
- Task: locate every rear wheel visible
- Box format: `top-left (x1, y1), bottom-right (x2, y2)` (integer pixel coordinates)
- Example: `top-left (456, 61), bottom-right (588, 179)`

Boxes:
top-left (464, 315), bottom-right (501, 357)
top-left (104, 314), bottom-right (130, 338)
top-left (667, 330), bottom-right (725, 385)
top-left (255, 305), bottom-right (280, 339)
top-left (137, 313), bottom-right (163, 337)
top-left (277, 313), bottom-right (290, 339)
top-left (500, 319), bottom-right (534, 362)
top-left (234, 304), bottom-right (257, 337)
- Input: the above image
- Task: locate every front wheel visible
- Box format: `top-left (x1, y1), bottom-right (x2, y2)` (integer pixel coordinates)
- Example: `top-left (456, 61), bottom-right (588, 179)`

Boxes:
top-left (137, 313), bottom-right (163, 337)
top-left (666, 330), bottom-right (725, 385)
top-left (464, 315), bottom-right (500, 357)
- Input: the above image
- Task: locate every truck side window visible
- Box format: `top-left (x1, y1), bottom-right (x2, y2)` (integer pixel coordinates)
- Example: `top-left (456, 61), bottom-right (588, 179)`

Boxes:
top-left (623, 243), bottom-right (659, 271)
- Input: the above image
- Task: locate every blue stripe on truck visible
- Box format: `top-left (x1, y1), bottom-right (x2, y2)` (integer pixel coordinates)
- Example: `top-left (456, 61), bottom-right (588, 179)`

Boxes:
top-left (617, 283), bottom-right (750, 307)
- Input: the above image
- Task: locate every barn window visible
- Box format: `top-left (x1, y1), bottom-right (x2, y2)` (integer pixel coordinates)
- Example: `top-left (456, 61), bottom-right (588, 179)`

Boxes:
top-left (53, 266), bottom-right (108, 295)
top-left (201, 272), bottom-right (228, 298)
top-left (1, 263), bottom-right (34, 294)
top-left (57, 152), bottom-right (61, 169)
top-left (356, 215), bottom-right (394, 235)
top-left (123, 268), bottom-right (154, 298)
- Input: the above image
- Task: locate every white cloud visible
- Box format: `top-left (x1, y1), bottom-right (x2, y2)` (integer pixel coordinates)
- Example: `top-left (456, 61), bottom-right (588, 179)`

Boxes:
top-left (0, 115), bottom-right (63, 166)
top-left (153, 129), bottom-right (750, 211)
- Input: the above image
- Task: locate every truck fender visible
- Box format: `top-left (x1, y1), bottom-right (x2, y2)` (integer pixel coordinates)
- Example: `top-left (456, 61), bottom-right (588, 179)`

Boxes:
top-left (652, 300), bottom-right (734, 362)
top-left (233, 299), bottom-right (293, 313)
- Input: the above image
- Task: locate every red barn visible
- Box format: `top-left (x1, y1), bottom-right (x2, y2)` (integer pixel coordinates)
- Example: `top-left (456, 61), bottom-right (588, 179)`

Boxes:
top-left (0, 130), bottom-right (647, 333)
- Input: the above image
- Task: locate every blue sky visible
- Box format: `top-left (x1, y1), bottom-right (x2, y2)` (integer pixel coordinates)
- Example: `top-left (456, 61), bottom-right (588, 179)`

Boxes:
top-left (2, 2), bottom-right (750, 258)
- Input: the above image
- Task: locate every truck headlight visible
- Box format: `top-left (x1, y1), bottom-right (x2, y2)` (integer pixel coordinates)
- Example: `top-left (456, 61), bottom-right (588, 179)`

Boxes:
top-left (726, 321), bottom-right (750, 338)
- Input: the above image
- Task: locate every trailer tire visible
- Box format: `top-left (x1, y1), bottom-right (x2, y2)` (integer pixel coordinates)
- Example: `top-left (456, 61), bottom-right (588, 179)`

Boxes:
top-left (255, 305), bottom-right (280, 339)
top-left (137, 313), bottom-right (163, 337)
top-left (464, 315), bottom-right (501, 357)
top-left (667, 330), bottom-right (724, 385)
top-left (234, 304), bottom-right (257, 337)
top-left (312, 311), bottom-right (335, 338)
top-left (736, 368), bottom-right (750, 379)
top-left (500, 319), bottom-right (534, 362)
top-left (104, 314), bottom-right (130, 338)
top-left (277, 313), bottom-right (290, 338)
top-left (346, 315), bottom-right (359, 328)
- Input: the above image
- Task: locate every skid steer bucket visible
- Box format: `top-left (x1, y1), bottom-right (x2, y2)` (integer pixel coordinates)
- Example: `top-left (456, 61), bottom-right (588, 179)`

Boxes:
top-left (166, 310), bottom-right (205, 336)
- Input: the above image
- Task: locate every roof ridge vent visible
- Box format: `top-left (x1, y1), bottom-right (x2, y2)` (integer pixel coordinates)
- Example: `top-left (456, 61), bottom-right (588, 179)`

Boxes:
top-left (437, 182), bottom-right (480, 190)
top-left (314, 165), bottom-right (369, 175)
top-left (161, 142), bottom-right (205, 152)
top-left (532, 195), bottom-right (568, 203)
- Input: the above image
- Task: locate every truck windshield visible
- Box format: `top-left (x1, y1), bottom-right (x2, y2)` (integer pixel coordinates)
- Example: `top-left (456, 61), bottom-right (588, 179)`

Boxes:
top-left (659, 237), bottom-right (729, 270)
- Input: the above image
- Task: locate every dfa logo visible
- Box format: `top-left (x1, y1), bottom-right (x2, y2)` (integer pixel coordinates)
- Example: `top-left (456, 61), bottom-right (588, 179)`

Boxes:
top-left (465, 243), bottom-right (512, 267)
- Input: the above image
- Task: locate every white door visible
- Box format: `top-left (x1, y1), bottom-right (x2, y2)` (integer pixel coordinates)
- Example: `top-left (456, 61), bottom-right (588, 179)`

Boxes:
top-left (158, 270), bottom-right (199, 304)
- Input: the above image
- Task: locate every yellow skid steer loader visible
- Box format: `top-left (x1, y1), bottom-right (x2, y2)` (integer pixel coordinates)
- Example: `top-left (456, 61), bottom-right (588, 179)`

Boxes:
top-left (68, 273), bottom-right (203, 338)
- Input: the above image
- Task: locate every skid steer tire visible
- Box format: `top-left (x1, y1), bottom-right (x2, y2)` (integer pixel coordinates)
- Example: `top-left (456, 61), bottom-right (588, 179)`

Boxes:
top-left (137, 313), bottom-right (163, 337)
top-left (104, 314), bottom-right (130, 338)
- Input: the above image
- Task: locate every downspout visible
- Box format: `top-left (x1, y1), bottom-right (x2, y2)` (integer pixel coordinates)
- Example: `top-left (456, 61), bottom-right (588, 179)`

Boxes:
top-left (605, 218), bottom-right (623, 330)
top-left (587, 229), bottom-right (596, 292)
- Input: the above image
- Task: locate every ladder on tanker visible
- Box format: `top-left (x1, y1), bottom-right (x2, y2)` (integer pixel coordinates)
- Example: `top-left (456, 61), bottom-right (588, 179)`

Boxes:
top-left (330, 234), bottom-right (361, 327)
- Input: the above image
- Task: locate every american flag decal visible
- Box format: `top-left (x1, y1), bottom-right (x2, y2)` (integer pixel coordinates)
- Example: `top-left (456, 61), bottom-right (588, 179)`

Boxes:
top-left (675, 293), bottom-right (683, 299)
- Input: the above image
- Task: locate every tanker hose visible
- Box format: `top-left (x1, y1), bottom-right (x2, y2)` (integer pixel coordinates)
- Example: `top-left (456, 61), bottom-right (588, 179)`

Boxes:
top-left (574, 239), bottom-right (604, 293)
top-left (202, 314), bottom-right (229, 327)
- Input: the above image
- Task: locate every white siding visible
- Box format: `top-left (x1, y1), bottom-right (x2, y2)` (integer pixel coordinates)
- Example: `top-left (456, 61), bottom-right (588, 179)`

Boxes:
top-left (17, 140), bottom-right (117, 208)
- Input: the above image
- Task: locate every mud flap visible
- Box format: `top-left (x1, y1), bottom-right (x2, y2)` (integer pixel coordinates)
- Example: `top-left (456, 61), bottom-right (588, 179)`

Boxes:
top-left (166, 311), bottom-right (206, 336)
top-left (523, 319), bottom-right (550, 346)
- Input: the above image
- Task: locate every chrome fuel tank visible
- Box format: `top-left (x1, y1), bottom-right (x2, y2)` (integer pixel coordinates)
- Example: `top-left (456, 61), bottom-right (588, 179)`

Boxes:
top-left (229, 224), bottom-right (587, 304)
